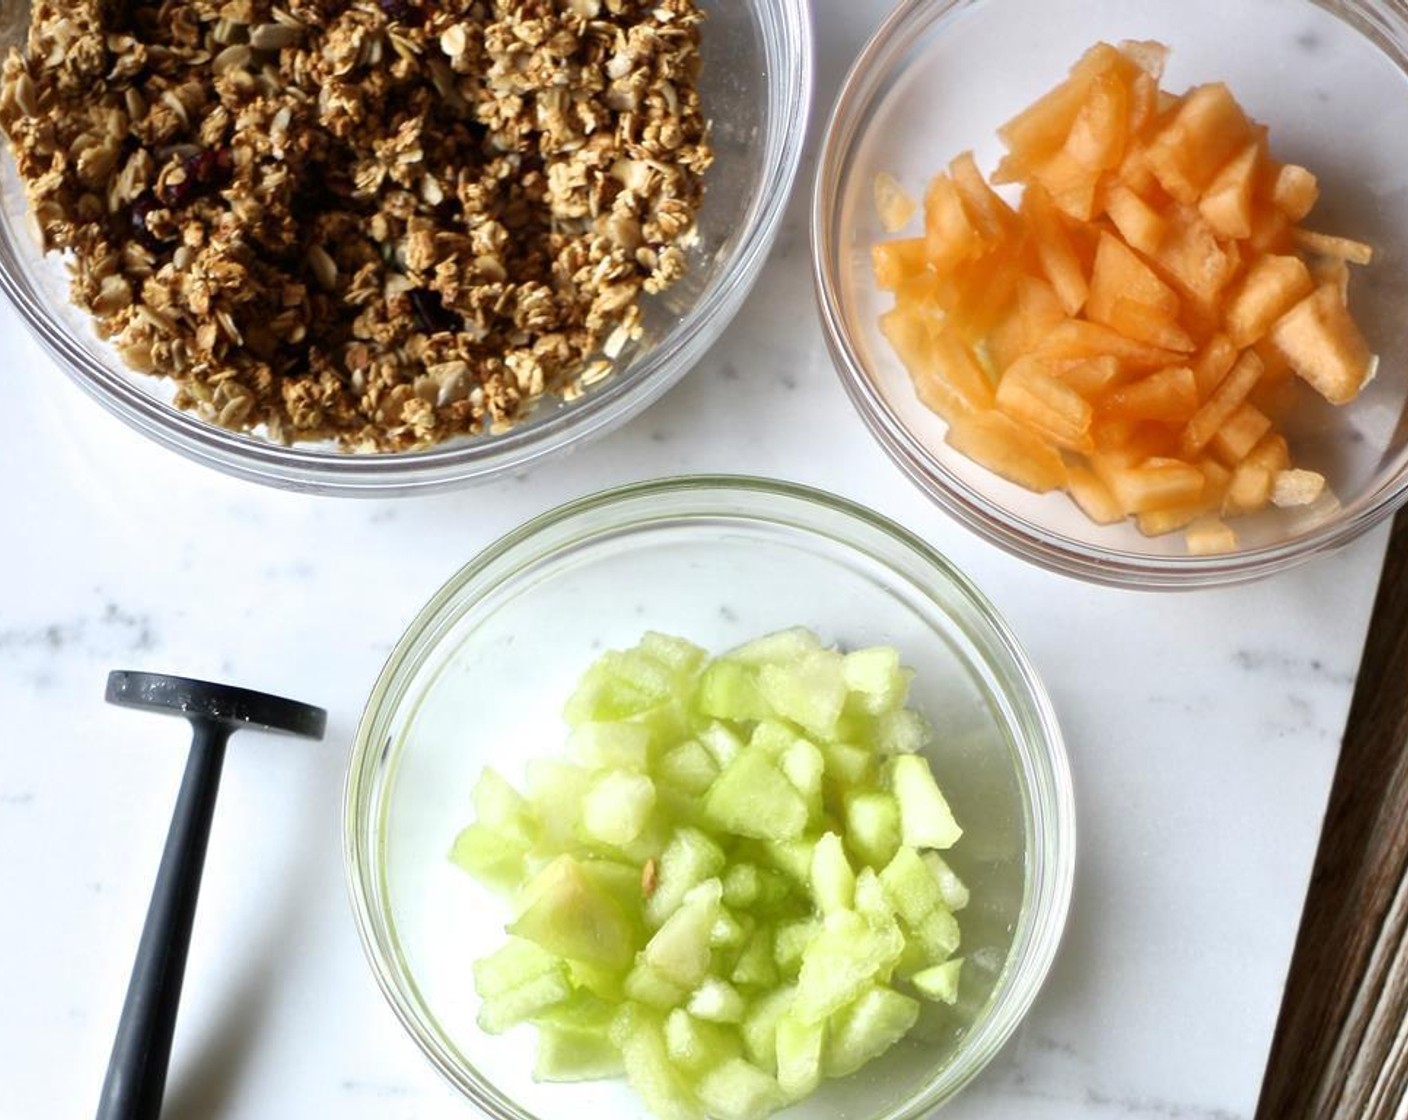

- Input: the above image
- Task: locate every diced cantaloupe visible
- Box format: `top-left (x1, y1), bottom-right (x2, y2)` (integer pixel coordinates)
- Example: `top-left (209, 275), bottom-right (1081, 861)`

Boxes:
top-left (879, 308), bottom-right (995, 422)
top-left (1064, 70), bottom-right (1130, 170)
top-left (923, 174), bottom-right (982, 272)
top-left (1086, 231), bottom-right (1180, 326)
top-left (1107, 297), bottom-right (1195, 352)
top-left (1191, 332), bottom-right (1238, 398)
top-left (873, 172), bottom-right (917, 233)
top-left (1185, 515), bottom-right (1238, 555)
top-left (1065, 460), bottom-right (1125, 523)
top-left (1022, 184), bottom-right (1089, 314)
top-left (1294, 228), bottom-right (1373, 265)
top-left (1180, 349), bottom-right (1263, 455)
top-left (1271, 164), bottom-right (1318, 221)
top-left (1143, 83), bottom-right (1254, 203)
top-left (948, 150), bottom-right (1017, 245)
top-left (945, 409), bottom-right (1069, 492)
top-left (1272, 468), bottom-right (1327, 507)
top-left (1267, 283), bottom-right (1374, 404)
top-left (994, 357), bottom-right (1094, 450)
top-left (1052, 354), bottom-right (1123, 395)
top-left (1103, 181), bottom-right (1166, 255)
top-left (1099, 365), bottom-right (1198, 422)
top-left (1197, 141), bottom-right (1259, 239)
top-left (1223, 254), bottom-right (1314, 347)
top-left (1102, 456), bottom-right (1206, 514)
top-left (987, 275), bottom-right (1068, 370)
top-left (872, 239), bottom-right (928, 292)
top-left (1209, 401), bottom-right (1272, 466)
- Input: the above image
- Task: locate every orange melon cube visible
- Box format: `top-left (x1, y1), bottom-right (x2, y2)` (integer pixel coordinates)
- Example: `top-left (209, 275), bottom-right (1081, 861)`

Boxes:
top-left (1053, 354), bottom-right (1124, 396)
top-left (987, 275), bottom-right (1067, 370)
top-left (1209, 401), bottom-right (1273, 466)
top-left (1032, 149), bottom-right (1101, 221)
top-left (1197, 142), bottom-right (1259, 239)
top-left (1134, 460), bottom-right (1229, 534)
top-left (1100, 365), bottom-right (1198, 422)
top-left (1089, 418), bottom-right (1179, 460)
top-left (1143, 83), bottom-right (1254, 203)
top-left (1248, 204), bottom-right (1293, 254)
top-left (1271, 164), bottom-right (1318, 222)
top-left (1105, 456), bottom-right (1207, 515)
top-left (1036, 318), bottom-right (1187, 369)
top-left (1064, 71), bottom-right (1130, 170)
top-left (1118, 39), bottom-right (1169, 79)
top-left (1151, 206), bottom-right (1239, 302)
top-left (1271, 468), bottom-right (1327, 507)
top-left (945, 410), bottom-right (1068, 492)
top-left (1181, 348), bottom-right (1264, 455)
top-left (1103, 182), bottom-right (1166, 255)
top-left (1022, 184), bottom-right (1089, 315)
top-left (943, 244), bottom-right (1024, 344)
top-left (874, 172), bottom-right (918, 233)
top-left (1087, 231), bottom-right (1180, 325)
top-left (1191, 333), bottom-right (1238, 399)
top-left (948, 151), bottom-right (1017, 245)
top-left (1127, 71), bottom-right (1160, 136)
top-left (872, 238), bottom-right (928, 291)
top-left (995, 357), bottom-right (1094, 450)
top-left (1065, 460), bottom-right (1125, 524)
top-left (880, 307), bottom-right (996, 422)
top-left (1224, 432), bottom-right (1290, 514)
top-left (1293, 229), bottom-right (1374, 266)
top-left (1108, 298), bottom-right (1197, 352)
top-left (924, 174), bottom-right (982, 272)
top-left (1311, 255), bottom-right (1351, 304)
top-left (1267, 283), bottom-right (1375, 404)
top-left (1185, 516), bottom-right (1238, 554)
top-left (1223, 253), bottom-right (1315, 347)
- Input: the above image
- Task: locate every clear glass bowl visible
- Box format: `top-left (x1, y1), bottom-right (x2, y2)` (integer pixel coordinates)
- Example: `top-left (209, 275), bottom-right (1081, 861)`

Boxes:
top-left (813, 0), bottom-right (1408, 587)
top-left (344, 476), bottom-right (1074, 1119)
top-left (0, 0), bottom-right (810, 495)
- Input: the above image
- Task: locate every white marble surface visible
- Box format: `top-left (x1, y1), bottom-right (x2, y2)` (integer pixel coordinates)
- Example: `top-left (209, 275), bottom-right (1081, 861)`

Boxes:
top-left (0, 3), bottom-right (1391, 1118)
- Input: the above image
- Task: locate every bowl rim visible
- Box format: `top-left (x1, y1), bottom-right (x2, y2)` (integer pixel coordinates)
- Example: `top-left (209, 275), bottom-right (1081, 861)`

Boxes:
top-left (0, 0), bottom-right (815, 496)
top-left (810, 0), bottom-right (1408, 589)
top-left (343, 473), bottom-right (1076, 1118)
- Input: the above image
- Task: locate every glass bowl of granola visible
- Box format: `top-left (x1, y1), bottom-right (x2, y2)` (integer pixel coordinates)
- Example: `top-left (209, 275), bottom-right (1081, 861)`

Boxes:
top-left (0, 0), bottom-right (810, 494)
top-left (345, 475), bottom-right (1074, 1119)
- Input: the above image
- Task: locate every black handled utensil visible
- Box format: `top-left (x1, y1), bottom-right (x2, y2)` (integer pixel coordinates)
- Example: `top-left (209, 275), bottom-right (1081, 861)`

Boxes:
top-left (96, 671), bottom-right (327, 1120)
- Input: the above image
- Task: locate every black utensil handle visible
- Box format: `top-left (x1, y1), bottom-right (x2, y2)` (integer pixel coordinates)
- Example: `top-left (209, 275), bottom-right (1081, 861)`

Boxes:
top-left (96, 721), bottom-right (230, 1120)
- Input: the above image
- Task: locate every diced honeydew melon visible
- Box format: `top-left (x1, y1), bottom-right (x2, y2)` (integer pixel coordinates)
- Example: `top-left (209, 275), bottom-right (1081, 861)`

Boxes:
top-left (820, 740), bottom-right (874, 787)
top-left (525, 759), bottom-right (592, 849)
top-left (792, 910), bottom-right (906, 1025)
top-left (625, 962), bottom-right (689, 1010)
top-left (778, 738), bottom-right (825, 822)
top-left (569, 721), bottom-right (653, 770)
top-left (710, 908), bottom-right (750, 949)
top-left (658, 739), bottom-right (722, 795)
top-left (582, 770), bottom-right (657, 847)
top-left (639, 631), bottom-right (710, 677)
top-left (568, 959), bottom-right (627, 1002)
top-left (696, 660), bottom-right (773, 723)
top-left (470, 768), bottom-right (538, 843)
top-left (843, 790), bottom-right (903, 869)
top-left (741, 984), bottom-right (798, 1072)
top-left (614, 1005), bottom-right (705, 1120)
top-left (473, 937), bottom-right (564, 999)
top-left (911, 958), bottom-right (965, 1004)
top-left (477, 967), bottom-right (574, 1034)
top-left (852, 867), bottom-right (898, 929)
top-left (757, 650), bottom-right (849, 740)
top-left (643, 879), bottom-right (723, 988)
top-left (725, 627), bottom-right (824, 666)
top-left (922, 851), bottom-right (971, 912)
top-left (731, 928), bottom-right (779, 988)
top-left (722, 862), bottom-right (762, 908)
top-left (774, 1013), bottom-right (826, 1100)
top-left (823, 986), bottom-right (920, 1078)
top-left (762, 837), bottom-right (817, 889)
top-left (704, 749), bottom-right (809, 841)
top-left (773, 916), bottom-right (823, 977)
top-left (450, 822), bottom-right (531, 892)
top-left (646, 827), bottom-right (727, 927)
top-left (698, 721), bottom-right (745, 767)
top-left (879, 847), bottom-right (945, 927)
top-left (509, 855), bottom-right (638, 970)
top-left (688, 977), bottom-right (748, 1023)
top-left (534, 1021), bottom-right (625, 1081)
top-left (874, 708), bottom-right (931, 756)
top-left (697, 1058), bottom-right (787, 1120)
top-left (842, 646), bottom-right (911, 714)
top-left (665, 1008), bottom-right (743, 1073)
top-left (810, 832), bottom-right (856, 915)
top-left (888, 755), bottom-right (963, 849)
top-left (913, 908), bottom-right (962, 964)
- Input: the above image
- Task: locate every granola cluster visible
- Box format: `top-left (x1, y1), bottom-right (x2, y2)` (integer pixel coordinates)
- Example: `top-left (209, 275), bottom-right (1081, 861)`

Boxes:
top-left (0, 0), bottom-right (711, 449)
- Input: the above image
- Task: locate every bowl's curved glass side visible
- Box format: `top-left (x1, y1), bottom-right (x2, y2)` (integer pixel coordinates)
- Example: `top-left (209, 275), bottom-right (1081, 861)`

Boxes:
top-left (0, 0), bottom-right (812, 494)
top-left (814, 0), bottom-right (1408, 587)
top-left (346, 477), bottom-right (1074, 1120)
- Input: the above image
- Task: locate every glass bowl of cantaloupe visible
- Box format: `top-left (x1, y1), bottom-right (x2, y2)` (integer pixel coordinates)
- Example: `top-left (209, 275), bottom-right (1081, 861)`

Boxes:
top-left (344, 476), bottom-right (1074, 1120)
top-left (813, 0), bottom-right (1408, 587)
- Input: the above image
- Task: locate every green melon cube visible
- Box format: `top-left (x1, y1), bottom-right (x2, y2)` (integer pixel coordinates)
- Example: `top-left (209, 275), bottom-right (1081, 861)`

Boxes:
top-left (563, 658), bottom-right (663, 726)
top-left (525, 759), bottom-right (592, 849)
top-left (730, 927), bottom-right (778, 989)
top-left (646, 827), bottom-right (727, 927)
top-left (726, 628), bottom-right (823, 666)
top-left (875, 709), bottom-right (931, 756)
top-left (722, 862), bottom-right (762, 908)
top-left (779, 738), bottom-right (825, 821)
top-left (792, 910), bottom-right (904, 1025)
top-left (533, 1022), bottom-right (625, 1081)
top-left (569, 721), bottom-right (653, 771)
top-left (582, 770), bottom-right (657, 847)
top-left (472, 937), bottom-right (563, 999)
top-left (508, 854), bottom-right (637, 970)
top-left (710, 908), bottom-right (750, 950)
top-left (820, 740), bottom-right (875, 788)
top-left (688, 976), bottom-right (747, 1023)
top-left (913, 907), bottom-right (961, 964)
top-left (842, 646), bottom-right (911, 715)
top-left (470, 767), bottom-right (537, 842)
top-left (823, 986), bottom-right (919, 1078)
top-left (809, 832), bottom-right (855, 915)
top-left (911, 957), bottom-right (963, 1004)
top-left (852, 867), bottom-right (896, 929)
top-left (878, 846), bottom-right (943, 927)
top-left (762, 837), bottom-right (816, 886)
top-left (697, 1058), bottom-right (786, 1120)
top-left (843, 789), bottom-right (902, 869)
top-left (740, 984), bottom-right (797, 1073)
top-left (704, 748), bottom-right (808, 842)
top-left (449, 822), bottom-right (529, 892)
top-left (477, 967), bottom-right (573, 1034)
top-left (569, 959), bottom-right (627, 1002)
top-left (758, 649), bottom-right (847, 741)
top-left (614, 1005), bottom-right (704, 1120)
top-left (698, 721), bottom-right (745, 767)
top-left (887, 756), bottom-right (962, 849)
top-left (639, 631), bottom-right (709, 678)
top-left (772, 916), bottom-right (821, 977)
top-left (774, 1013), bottom-right (825, 1100)
top-left (922, 851), bottom-right (970, 912)
top-left (643, 879), bottom-right (722, 988)
top-left (658, 739), bottom-right (721, 795)
top-left (665, 1008), bottom-right (743, 1073)
top-left (697, 660), bottom-right (772, 723)
top-left (625, 961), bottom-right (689, 1009)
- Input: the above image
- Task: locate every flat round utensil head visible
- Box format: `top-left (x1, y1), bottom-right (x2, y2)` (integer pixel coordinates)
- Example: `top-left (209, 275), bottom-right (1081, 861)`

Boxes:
top-left (106, 671), bottom-right (327, 739)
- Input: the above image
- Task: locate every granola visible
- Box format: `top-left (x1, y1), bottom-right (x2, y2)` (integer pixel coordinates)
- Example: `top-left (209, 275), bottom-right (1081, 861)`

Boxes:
top-left (0, 0), bottom-right (711, 450)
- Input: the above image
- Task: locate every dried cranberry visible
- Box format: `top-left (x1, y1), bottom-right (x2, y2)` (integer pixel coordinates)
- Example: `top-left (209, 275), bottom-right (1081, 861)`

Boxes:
top-left (158, 147), bottom-right (231, 208)
top-left (409, 289), bottom-right (458, 334)
top-left (129, 193), bottom-right (165, 252)
top-left (377, 0), bottom-right (424, 24)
